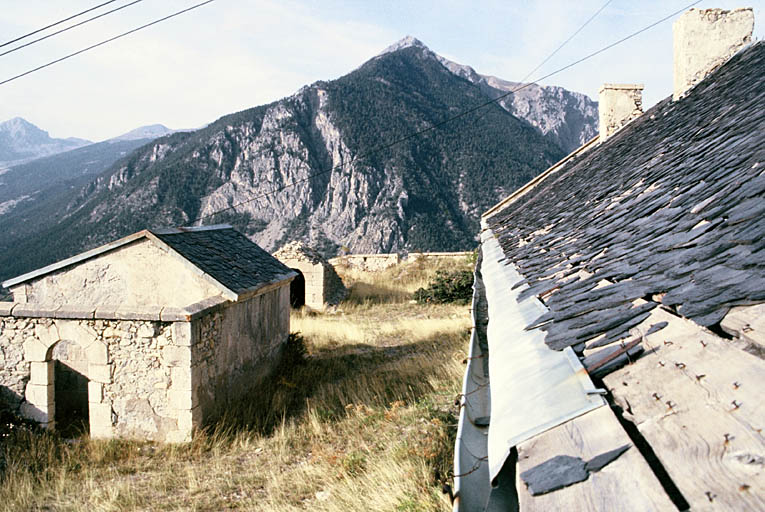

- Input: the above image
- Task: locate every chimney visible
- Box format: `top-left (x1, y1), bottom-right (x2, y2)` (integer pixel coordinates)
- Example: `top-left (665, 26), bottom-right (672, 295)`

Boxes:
top-left (598, 84), bottom-right (644, 143)
top-left (673, 8), bottom-right (754, 100)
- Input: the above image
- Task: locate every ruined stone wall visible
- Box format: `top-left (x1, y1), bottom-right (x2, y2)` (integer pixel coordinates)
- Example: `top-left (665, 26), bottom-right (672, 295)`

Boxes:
top-left (279, 259), bottom-right (325, 308)
top-left (10, 239), bottom-right (221, 308)
top-left (192, 285), bottom-right (290, 423)
top-left (329, 254), bottom-right (400, 271)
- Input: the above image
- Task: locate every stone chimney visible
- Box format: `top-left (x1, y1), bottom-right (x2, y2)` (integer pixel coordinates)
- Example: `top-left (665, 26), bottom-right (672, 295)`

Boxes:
top-left (598, 84), bottom-right (644, 143)
top-left (673, 8), bottom-right (754, 100)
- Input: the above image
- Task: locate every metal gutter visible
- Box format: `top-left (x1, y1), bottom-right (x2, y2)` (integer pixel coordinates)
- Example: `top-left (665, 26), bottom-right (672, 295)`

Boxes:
top-left (453, 253), bottom-right (492, 511)
top-left (480, 225), bottom-right (605, 482)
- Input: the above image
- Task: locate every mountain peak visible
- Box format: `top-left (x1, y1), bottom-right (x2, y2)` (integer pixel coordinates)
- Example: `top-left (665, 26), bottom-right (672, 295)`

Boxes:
top-left (380, 36), bottom-right (429, 55)
top-left (110, 124), bottom-right (175, 142)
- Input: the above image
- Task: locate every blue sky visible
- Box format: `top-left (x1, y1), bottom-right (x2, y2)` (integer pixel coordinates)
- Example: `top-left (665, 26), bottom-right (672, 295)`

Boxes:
top-left (0, 0), bottom-right (762, 141)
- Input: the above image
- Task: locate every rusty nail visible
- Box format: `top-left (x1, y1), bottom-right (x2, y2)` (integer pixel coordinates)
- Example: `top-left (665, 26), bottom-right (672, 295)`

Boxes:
top-left (652, 392), bottom-right (661, 401)
top-left (705, 491), bottom-right (716, 502)
top-left (733, 381), bottom-right (741, 389)
top-left (675, 362), bottom-right (686, 369)
top-left (731, 400), bottom-right (741, 410)
top-left (700, 340), bottom-right (707, 348)
top-left (695, 374), bottom-right (706, 381)
top-left (664, 340), bottom-right (673, 346)
top-left (724, 433), bottom-right (734, 444)
top-left (740, 483), bottom-right (750, 492)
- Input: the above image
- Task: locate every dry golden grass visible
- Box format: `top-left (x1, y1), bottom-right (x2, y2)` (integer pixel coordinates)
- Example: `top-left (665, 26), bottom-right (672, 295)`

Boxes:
top-left (0, 260), bottom-right (472, 511)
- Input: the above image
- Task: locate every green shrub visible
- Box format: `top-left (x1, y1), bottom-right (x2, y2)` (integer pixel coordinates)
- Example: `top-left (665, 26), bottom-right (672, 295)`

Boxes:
top-left (413, 269), bottom-right (473, 304)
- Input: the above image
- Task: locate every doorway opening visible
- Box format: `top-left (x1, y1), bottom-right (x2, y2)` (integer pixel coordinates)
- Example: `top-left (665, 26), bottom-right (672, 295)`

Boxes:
top-left (52, 340), bottom-right (90, 437)
top-left (290, 269), bottom-right (305, 308)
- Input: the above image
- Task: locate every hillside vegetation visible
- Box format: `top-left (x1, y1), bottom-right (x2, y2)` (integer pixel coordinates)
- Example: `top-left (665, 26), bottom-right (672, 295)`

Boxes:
top-left (0, 258), bottom-right (473, 511)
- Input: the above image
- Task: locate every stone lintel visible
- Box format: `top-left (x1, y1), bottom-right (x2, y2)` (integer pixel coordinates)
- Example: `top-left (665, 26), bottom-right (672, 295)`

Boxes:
top-left (0, 302), bottom-right (16, 316)
top-left (180, 296), bottom-right (230, 320)
top-left (160, 307), bottom-right (191, 322)
top-left (12, 303), bottom-right (60, 318)
top-left (95, 305), bottom-right (162, 321)
top-left (53, 305), bottom-right (96, 319)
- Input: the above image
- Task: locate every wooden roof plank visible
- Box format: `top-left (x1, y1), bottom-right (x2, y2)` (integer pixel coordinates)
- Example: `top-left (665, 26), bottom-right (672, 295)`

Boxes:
top-left (721, 303), bottom-right (765, 348)
top-left (603, 307), bottom-right (765, 510)
top-left (516, 406), bottom-right (674, 511)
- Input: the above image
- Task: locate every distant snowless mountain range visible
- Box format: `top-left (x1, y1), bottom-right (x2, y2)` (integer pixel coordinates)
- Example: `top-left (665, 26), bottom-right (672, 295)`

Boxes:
top-left (0, 37), bottom-right (599, 283)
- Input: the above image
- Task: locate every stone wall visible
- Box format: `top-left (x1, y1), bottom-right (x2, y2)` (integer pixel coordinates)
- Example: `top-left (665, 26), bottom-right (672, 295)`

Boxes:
top-left (192, 285), bottom-right (290, 423)
top-left (9, 239), bottom-right (221, 308)
top-left (1, 285), bottom-right (292, 442)
top-left (102, 320), bottom-right (178, 441)
top-left (329, 253), bottom-right (400, 272)
top-left (274, 242), bottom-right (347, 308)
top-left (0, 315), bottom-right (31, 410)
top-left (0, 306), bottom-right (192, 442)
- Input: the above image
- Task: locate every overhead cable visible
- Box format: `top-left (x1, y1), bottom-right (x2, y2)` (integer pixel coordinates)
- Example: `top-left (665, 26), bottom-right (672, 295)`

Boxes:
top-left (0, 0), bottom-right (145, 59)
top-left (194, 0), bottom-right (702, 224)
top-left (0, 0), bottom-right (119, 48)
top-left (0, 0), bottom-right (217, 87)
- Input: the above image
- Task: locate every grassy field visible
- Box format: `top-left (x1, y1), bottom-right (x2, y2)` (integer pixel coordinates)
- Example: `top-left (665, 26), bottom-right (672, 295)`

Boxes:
top-left (0, 257), bottom-right (473, 511)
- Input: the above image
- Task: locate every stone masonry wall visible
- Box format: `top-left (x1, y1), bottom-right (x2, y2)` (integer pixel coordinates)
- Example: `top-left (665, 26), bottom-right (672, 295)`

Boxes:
top-left (0, 308), bottom-right (192, 442)
top-left (102, 320), bottom-right (177, 441)
top-left (0, 316), bottom-right (31, 409)
top-left (193, 285), bottom-right (290, 424)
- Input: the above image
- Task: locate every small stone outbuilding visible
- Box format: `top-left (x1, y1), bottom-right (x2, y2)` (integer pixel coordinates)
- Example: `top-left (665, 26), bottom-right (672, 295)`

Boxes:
top-left (273, 242), bottom-right (347, 309)
top-left (0, 225), bottom-right (295, 442)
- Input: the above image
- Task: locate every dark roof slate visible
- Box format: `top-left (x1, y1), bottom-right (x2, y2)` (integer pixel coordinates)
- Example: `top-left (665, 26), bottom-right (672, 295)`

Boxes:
top-left (154, 226), bottom-right (294, 295)
top-left (487, 42), bottom-right (765, 351)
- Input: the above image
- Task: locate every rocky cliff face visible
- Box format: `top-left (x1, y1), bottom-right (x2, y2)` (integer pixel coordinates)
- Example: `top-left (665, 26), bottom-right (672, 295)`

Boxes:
top-left (389, 37), bottom-right (598, 153)
top-left (0, 38), bottom-right (597, 282)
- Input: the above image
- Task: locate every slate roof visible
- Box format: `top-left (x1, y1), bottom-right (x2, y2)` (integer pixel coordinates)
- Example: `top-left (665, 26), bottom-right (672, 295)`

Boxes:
top-left (487, 40), bottom-right (765, 349)
top-left (454, 40), bottom-right (765, 511)
top-left (153, 226), bottom-right (294, 296)
top-left (3, 224), bottom-right (295, 299)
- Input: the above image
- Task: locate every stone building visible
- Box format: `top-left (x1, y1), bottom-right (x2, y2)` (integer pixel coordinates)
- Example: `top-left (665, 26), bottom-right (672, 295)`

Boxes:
top-left (273, 242), bottom-right (347, 309)
top-left (0, 225), bottom-right (295, 442)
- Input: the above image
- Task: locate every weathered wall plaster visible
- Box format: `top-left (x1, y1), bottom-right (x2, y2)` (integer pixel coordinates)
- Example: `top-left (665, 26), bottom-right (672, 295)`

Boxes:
top-left (598, 84), bottom-right (644, 143)
top-left (193, 286), bottom-right (290, 423)
top-left (10, 239), bottom-right (222, 308)
top-left (673, 8), bottom-right (754, 100)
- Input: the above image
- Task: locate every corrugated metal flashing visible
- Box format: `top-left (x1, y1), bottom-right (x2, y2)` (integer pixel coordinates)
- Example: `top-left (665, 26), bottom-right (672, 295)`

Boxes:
top-left (480, 226), bottom-right (605, 482)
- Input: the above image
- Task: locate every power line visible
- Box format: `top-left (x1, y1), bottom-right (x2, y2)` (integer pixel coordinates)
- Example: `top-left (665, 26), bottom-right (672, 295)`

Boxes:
top-left (0, 0), bottom-right (145, 59)
top-left (518, 0), bottom-right (614, 84)
top-left (0, 0), bottom-right (119, 48)
top-left (195, 0), bottom-right (702, 224)
top-left (0, 0), bottom-right (216, 87)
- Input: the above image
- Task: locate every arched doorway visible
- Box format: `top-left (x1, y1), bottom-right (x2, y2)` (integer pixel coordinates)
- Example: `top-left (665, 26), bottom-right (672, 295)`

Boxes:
top-left (52, 340), bottom-right (90, 436)
top-left (290, 269), bottom-right (305, 308)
